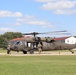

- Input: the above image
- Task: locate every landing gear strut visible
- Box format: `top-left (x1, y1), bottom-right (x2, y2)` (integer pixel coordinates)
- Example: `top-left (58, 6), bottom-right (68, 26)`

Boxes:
top-left (7, 50), bottom-right (10, 54)
top-left (69, 50), bottom-right (74, 54)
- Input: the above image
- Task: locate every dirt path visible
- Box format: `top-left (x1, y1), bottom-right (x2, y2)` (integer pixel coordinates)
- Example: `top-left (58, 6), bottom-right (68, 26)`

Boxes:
top-left (0, 51), bottom-right (76, 56)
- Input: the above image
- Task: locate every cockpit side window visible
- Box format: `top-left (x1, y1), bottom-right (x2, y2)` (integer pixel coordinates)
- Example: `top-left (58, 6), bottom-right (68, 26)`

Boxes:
top-left (9, 41), bottom-right (15, 45)
top-left (16, 41), bottom-right (23, 45)
top-left (16, 41), bottom-right (20, 45)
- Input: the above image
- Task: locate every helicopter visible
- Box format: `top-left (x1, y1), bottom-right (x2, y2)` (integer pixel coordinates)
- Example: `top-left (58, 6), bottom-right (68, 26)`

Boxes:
top-left (6, 30), bottom-right (75, 54)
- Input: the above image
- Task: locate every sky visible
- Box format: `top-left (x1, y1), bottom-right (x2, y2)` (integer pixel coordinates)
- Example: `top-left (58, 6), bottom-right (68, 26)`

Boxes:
top-left (0, 0), bottom-right (76, 37)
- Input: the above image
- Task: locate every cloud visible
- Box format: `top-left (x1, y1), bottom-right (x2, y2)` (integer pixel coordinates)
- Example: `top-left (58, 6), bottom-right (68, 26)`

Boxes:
top-left (36, 0), bottom-right (75, 3)
top-left (35, 0), bottom-right (52, 2)
top-left (42, 1), bottom-right (76, 10)
top-left (0, 10), bottom-right (54, 29)
top-left (15, 15), bottom-right (54, 28)
top-left (36, 0), bottom-right (76, 15)
top-left (0, 10), bottom-right (23, 17)
top-left (0, 28), bottom-right (15, 32)
top-left (0, 13), bottom-right (54, 28)
top-left (54, 9), bottom-right (76, 15)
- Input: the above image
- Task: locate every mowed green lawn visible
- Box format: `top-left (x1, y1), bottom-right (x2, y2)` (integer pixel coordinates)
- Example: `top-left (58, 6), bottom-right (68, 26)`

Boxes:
top-left (0, 55), bottom-right (76, 75)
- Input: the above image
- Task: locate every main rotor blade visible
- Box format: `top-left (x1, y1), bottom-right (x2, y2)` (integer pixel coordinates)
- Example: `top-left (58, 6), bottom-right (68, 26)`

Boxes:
top-left (23, 32), bottom-right (38, 35)
top-left (23, 30), bottom-right (67, 37)
top-left (38, 30), bottom-right (67, 34)
top-left (51, 33), bottom-right (71, 35)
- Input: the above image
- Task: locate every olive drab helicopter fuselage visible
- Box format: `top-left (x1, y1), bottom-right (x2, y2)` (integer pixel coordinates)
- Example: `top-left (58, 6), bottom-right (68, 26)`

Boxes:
top-left (7, 37), bottom-right (54, 54)
top-left (6, 31), bottom-right (76, 54)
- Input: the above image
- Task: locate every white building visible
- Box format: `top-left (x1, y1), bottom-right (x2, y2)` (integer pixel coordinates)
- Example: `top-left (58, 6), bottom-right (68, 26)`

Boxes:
top-left (53, 36), bottom-right (76, 44)
top-left (65, 36), bottom-right (76, 44)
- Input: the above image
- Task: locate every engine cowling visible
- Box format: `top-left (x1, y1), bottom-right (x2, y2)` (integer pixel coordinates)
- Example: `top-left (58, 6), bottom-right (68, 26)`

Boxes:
top-left (35, 37), bottom-right (54, 42)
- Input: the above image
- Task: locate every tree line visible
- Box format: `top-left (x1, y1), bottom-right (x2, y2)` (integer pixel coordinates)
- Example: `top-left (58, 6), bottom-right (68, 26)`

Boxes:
top-left (0, 32), bottom-right (23, 49)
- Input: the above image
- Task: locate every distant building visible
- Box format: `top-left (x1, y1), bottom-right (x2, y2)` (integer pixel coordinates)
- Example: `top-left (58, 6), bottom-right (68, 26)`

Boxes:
top-left (65, 36), bottom-right (76, 44)
top-left (53, 36), bottom-right (76, 44)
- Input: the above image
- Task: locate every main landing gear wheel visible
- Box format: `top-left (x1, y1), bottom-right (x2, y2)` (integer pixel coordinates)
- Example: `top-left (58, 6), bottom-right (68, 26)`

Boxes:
top-left (7, 50), bottom-right (10, 54)
top-left (23, 51), bottom-right (27, 54)
top-left (30, 49), bottom-right (34, 54)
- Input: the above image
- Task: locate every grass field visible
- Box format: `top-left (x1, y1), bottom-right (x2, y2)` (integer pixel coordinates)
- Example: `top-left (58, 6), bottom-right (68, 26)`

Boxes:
top-left (0, 55), bottom-right (76, 75)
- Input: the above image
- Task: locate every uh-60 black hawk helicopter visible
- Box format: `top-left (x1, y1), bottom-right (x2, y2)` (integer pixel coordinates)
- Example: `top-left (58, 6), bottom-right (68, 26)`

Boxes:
top-left (6, 30), bottom-right (76, 54)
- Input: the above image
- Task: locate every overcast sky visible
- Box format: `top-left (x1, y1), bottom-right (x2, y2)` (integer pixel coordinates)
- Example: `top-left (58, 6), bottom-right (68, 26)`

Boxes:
top-left (0, 0), bottom-right (76, 37)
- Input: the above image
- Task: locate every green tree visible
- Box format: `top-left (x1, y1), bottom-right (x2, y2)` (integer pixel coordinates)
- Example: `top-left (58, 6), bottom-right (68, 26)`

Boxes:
top-left (0, 32), bottom-right (23, 49)
top-left (0, 35), bottom-right (8, 48)
top-left (3, 32), bottom-right (23, 41)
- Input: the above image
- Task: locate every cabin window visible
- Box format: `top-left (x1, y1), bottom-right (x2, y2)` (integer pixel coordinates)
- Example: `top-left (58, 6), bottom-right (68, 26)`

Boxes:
top-left (33, 43), bottom-right (37, 48)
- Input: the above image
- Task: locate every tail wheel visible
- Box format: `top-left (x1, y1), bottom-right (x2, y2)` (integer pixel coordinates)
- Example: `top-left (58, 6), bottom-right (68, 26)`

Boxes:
top-left (69, 50), bottom-right (74, 54)
top-left (72, 52), bottom-right (74, 54)
top-left (23, 51), bottom-right (27, 54)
